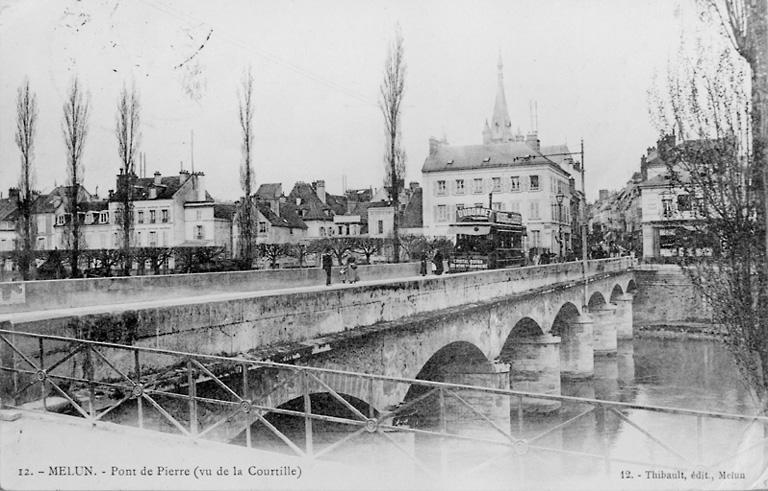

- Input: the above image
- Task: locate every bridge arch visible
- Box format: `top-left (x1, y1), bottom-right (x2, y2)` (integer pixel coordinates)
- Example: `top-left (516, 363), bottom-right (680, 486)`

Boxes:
top-left (609, 284), bottom-right (624, 303)
top-left (551, 302), bottom-right (593, 379)
top-left (588, 291), bottom-right (607, 309)
top-left (626, 278), bottom-right (638, 293)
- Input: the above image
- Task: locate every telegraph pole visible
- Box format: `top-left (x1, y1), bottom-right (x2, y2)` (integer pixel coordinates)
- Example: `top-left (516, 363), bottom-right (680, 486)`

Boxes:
top-left (581, 139), bottom-right (588, 309)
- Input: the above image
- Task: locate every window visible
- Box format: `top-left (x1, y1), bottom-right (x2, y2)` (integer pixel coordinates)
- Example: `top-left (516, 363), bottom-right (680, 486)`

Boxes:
top-left (455, 179), bottom-right (465, 194)
top-left (161, 231), bottom-right (168, 247)
top-left (258, 221), bottom-right (267, 233)
top-left (137, 210), bottom-right (144, 224)
top-left (492, 177), bottom-right (501, 192)
top-left (378, 220), bottom-right (384, 234)
top-left (529, 201), bottom-right (540, 219)
top-left (320, 227), bottom-right (326, 237)
top-left (137, 231), bottom-right (143, 246)
top-left (509, 201), bottom-right (520, 213)
top-left (529, 175), bottom-right (540, 191)
top-left (99, 212), bottom-right (109, 224)
top-left (662, 198), bottom-right (673, 218)
top-left (149, 231), bottom-right (157, 247)
top-left (473, 178), bottom-right (483, 194)
top-left (195, 225), bottom-right (204, 240)
top-left (492, 202), bottom-right (502, 210)
top-left (456, 203), bottom-right (465, 210)
top-left (56, 214), bottom-right (65, 226)
top-left (149, 209), bottom-right (156, 224)
top-left (677, 194), bottom-right (692, 212)
top-left (196, 210), bottom-right (202, 220)
top-left (437, 204), bottom-right (448, 222)
top-left (437, 180), bottom-right (447, 196)
top-left (510, 176), bottom-right (520, 192)
top-left (161, 209), bottom-right (169, 223)
top-left (531, 230), bottom-right (541, 247)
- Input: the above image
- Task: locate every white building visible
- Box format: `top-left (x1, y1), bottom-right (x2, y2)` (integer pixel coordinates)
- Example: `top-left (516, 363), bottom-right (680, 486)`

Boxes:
top-left (421, 56), bottom-right (577, 256)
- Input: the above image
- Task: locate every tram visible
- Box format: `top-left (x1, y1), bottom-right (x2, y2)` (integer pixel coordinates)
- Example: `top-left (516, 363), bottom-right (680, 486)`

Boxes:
top-left (447, 206), bottom-right (526, 272)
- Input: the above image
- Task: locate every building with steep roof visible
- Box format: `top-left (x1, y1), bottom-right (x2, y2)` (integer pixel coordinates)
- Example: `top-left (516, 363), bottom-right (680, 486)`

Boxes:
top-left (421, 57), bottom-right (579, 256)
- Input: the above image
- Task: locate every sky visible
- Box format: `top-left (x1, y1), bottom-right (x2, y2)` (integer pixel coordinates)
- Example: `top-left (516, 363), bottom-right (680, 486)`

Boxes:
top-left (0, 0), bottom-right (718, 202)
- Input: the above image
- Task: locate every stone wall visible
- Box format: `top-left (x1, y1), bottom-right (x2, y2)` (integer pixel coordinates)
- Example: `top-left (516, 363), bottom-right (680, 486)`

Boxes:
top-left (632, 264), bottom-right (712, 325)
top-left (0, 262), bottom-right (421, 314)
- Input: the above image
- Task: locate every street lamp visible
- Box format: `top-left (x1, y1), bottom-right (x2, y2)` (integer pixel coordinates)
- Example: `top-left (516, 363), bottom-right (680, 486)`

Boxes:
top-left (556, 193), bottom-right (565, 261)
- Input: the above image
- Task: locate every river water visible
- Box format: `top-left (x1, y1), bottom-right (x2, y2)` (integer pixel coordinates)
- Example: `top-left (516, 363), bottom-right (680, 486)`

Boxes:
top-left (257, 336), bottom-right (768, 490)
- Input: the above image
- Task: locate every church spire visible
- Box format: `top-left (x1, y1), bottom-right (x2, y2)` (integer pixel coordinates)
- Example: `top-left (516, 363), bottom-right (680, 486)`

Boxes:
top-left (484, 51), bottom-right (514, 144)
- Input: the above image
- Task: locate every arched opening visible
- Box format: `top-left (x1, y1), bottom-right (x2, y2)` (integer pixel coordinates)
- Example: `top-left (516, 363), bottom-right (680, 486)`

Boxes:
top-left (588, 292), bottom-right (607, 310)
top-left (500, 317), bottom-right (561, 412)
top-left (552, 302), bottom-right (593, 380)
top-left (231, 392), bottom-right (378, 455)
top-left (399, 341), bottom-right (492, 427)
top-left (609, 284), bottom-right (624, 304)
top-left (626, 279), bottom-right (638, 293)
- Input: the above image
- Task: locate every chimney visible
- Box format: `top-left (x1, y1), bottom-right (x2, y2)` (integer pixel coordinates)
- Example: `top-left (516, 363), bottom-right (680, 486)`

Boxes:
top-left (195, 172), bottom-right (206, 201)
top-left (599, 189), bottom-right (609, 201)
top-left (525, 132), bottom-right (540, 152)
top-left (8, 188), bottom-right (19, 203)
top-left (429, 137), bottom-right (440, 156)
top-left (154, 171), bottom-right (162, 186)
top-left (314, 180), bottom-right (326, 204)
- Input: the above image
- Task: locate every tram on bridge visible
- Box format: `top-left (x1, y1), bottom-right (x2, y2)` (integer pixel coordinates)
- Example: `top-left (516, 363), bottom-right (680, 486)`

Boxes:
top-left (447, 206), bottom-right (526, 273)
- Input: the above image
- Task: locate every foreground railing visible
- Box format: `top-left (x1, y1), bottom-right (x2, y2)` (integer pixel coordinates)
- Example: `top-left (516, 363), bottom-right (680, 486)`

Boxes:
top-left (1, 328), bottom-right (765, 486)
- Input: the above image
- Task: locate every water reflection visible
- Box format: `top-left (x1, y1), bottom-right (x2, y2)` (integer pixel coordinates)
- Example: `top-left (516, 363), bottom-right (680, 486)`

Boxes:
top-left (305, 336), bottom-right (764, 488)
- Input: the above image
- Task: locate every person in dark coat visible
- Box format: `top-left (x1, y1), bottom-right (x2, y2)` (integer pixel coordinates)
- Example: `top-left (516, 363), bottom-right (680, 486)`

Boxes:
top-left (321, 250), bottom-right (333, 286)
top-left (433, 250), bottom-right (444, 275)
top-left (420, 252), bottom-right (428, 276)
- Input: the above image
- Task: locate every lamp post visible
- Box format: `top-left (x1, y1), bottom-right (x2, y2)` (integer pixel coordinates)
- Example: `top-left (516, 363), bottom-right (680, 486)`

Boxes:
top-left (556, 193), bottom-right (565, 261)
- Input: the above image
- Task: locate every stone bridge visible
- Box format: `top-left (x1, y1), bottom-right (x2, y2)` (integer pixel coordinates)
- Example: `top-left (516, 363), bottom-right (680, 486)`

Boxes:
top-left (1, 258), bottom-right (635, 428)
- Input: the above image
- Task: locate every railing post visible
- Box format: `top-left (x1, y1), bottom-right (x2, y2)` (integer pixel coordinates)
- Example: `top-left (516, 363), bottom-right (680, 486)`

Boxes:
top-left (303, 370), bottom-right (313, 457)
top-left (438, 387), bottom-right (448, 475)
top-left (242, 362), bottom-right (251, 448)
top-left (597, 404), bottom-right (610, 474)
top-left (517, 395), bottom-right (524, 434)
top-left (696, 415), bottom-right (703, 464)
top-left (187, 359), bottom-right (198, 436)
top-left (86, 345), bottom-right (95, 419)
top-left (134, 349), bottom-right (143, 429)
top-left (39, 338), bottom-right (46, 411)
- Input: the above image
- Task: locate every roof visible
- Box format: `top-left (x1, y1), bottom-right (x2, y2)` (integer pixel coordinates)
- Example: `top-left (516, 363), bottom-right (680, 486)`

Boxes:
top-left (256, 201), bottom-right (307, 229)
top-left (325, 193), bottom-right (348, 216)
top-left (422, 142), bottom-right (565, 174)
top-left (0, 199), bottom-right (17, 221)
top-left (111, 173), bottom-right (208, 202)
top-left (255, 183), bottom-right (282, 200)
top-left (399, 187), bottom-right (423, 228)
top-left (213, 203), bottom-right (236, 220)
top-left (80, 201), bottom-right (109, 212)
top-left (288, 182), bottom-right (333, 220)
top-left (540, 144), bottom-right (576, 168)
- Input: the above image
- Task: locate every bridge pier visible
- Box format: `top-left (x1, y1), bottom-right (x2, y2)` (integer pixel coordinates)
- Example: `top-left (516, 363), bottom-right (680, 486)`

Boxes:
top-left (559, 316), bottom-right (594, 380)
top-left (614, 294), bottom-right (634, 339)
top-left (437, 361), bottom-right (511, 430)
top-left (503, 334), bottom-right (561, 413)
top-left (590, 304), bottom-right (618, 356)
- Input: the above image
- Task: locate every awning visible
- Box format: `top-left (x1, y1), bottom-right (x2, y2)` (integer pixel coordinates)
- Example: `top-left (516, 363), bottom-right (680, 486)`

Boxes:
top-left (448, 225), bottom-right (491, 236)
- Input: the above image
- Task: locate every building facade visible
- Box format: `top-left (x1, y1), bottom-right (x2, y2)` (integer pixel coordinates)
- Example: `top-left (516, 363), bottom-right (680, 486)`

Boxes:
top-left (421, 57), bottom-right (577, 256)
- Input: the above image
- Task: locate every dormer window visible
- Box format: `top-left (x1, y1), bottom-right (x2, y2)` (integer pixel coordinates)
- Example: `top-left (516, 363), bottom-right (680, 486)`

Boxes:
top-left (446, 160), bottom-right (454, 165)
top-left (483, 157), bottom-right (491, 163)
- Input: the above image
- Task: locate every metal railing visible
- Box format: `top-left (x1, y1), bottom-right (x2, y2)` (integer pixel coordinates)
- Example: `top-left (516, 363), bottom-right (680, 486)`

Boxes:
top-left (2, 328), bottom-right (764, 485)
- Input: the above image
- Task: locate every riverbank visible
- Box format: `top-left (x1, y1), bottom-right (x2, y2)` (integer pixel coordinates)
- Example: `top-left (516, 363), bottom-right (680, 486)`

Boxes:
top-left (635, 322), bottom-right (725, 340)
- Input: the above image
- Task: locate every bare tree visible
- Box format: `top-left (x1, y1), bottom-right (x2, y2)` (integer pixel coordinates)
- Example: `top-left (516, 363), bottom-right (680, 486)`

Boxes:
top-left (237, 68), bottom-right (256, 267)
top-left (651, 1), bottom-right (768, 409)
top-left (115, 85), bottom-right (141, 276)
top-left (14, 79), bottom-right (38, 280)
top-left (379, 26), bottom-right (407, 263)
top-left (62, 78), bottom-right (90, 278)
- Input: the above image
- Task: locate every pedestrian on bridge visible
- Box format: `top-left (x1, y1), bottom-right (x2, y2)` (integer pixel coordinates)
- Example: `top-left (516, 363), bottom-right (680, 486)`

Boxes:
top-left (433, 250), bottom-right (444, 275)
top-left (321, 249), bottom-right (333, 286)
